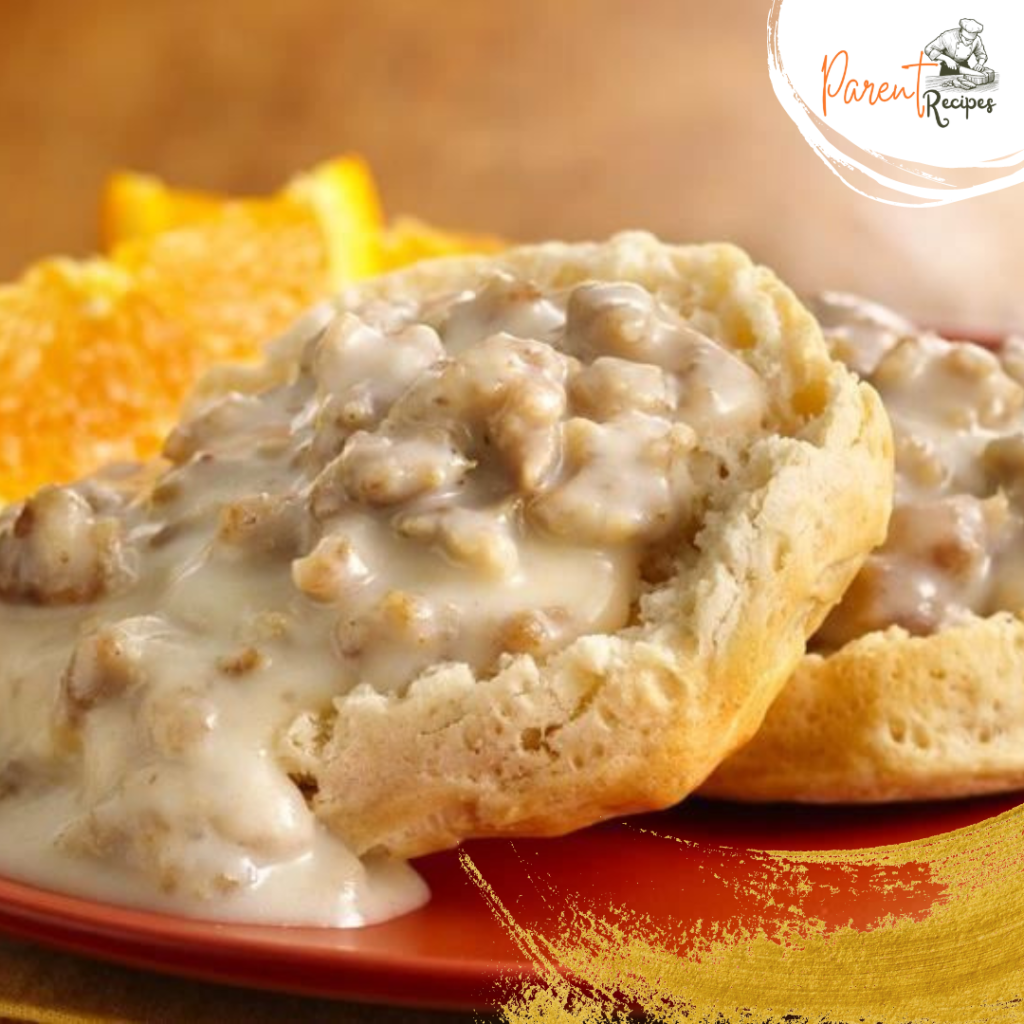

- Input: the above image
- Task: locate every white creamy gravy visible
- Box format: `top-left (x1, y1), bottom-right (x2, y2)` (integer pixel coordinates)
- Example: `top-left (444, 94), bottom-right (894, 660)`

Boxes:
top-left (810, 294), bottom-right (1024, 650)
top-left (0, 272), bottom-right (766, 924)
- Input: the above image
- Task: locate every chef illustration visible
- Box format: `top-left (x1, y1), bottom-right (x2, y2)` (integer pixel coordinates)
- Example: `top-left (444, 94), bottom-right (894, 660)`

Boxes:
top-left (925, 18), bottom-right (987, 76)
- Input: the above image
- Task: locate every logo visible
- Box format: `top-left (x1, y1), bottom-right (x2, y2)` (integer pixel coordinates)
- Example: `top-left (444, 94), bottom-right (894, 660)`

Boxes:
top-left (768, 1), bottom-right (1023, 205)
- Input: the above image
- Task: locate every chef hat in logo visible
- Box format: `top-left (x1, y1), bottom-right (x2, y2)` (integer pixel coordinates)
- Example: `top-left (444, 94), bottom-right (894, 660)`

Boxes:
top-left (960, 18), bottom-right (984, 34)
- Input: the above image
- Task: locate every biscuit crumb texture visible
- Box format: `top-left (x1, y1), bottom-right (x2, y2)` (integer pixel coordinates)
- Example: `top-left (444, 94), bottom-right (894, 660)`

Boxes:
top-left (702, 613), bottom-right (1024, 802)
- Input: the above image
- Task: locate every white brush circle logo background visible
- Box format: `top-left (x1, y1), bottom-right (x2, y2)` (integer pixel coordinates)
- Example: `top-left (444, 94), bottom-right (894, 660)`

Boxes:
top-left (767, 0), bottom-right (1024, 205)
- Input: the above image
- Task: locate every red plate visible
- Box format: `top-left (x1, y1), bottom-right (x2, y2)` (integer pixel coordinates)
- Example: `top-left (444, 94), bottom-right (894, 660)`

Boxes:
top-left (0, 792), bottom-right (1021, 1010)
top-left (0, 329), bottom-right (1014, 1011)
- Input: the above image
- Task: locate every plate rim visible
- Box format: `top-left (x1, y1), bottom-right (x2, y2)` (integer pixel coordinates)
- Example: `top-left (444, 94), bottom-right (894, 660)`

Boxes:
top-left (0, 868), bottom-right (532, 1009)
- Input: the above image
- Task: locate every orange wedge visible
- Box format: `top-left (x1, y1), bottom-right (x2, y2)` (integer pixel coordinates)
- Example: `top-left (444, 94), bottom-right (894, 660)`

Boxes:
top-left (101, 175), bottom-right (226, 245)
top-left (1, 259), bottom-right (196, 500)
top-left (104, 171), bottom-right (504, 275)
top-left (103, 155), bottom-right (385, 284)
top-left (0, 156), bottom-right (385, 502)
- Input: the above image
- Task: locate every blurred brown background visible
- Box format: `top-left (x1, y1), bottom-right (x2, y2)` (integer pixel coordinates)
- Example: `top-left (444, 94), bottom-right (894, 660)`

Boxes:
top-left (1, 0), bottom-right (1022, 330)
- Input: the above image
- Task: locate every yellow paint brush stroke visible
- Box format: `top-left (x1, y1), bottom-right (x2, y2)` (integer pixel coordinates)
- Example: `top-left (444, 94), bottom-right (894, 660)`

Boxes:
top-left (461, 801), bottom-right (1024, 1021)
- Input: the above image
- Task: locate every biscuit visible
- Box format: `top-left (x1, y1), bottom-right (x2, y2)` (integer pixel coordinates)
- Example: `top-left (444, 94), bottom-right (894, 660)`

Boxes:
top-left (703, 295), bottom-right (1024, 803)
top-left (701, 614), bottom-right (1024, 802)
top-left (294, 237), bottom-right (893, 855)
